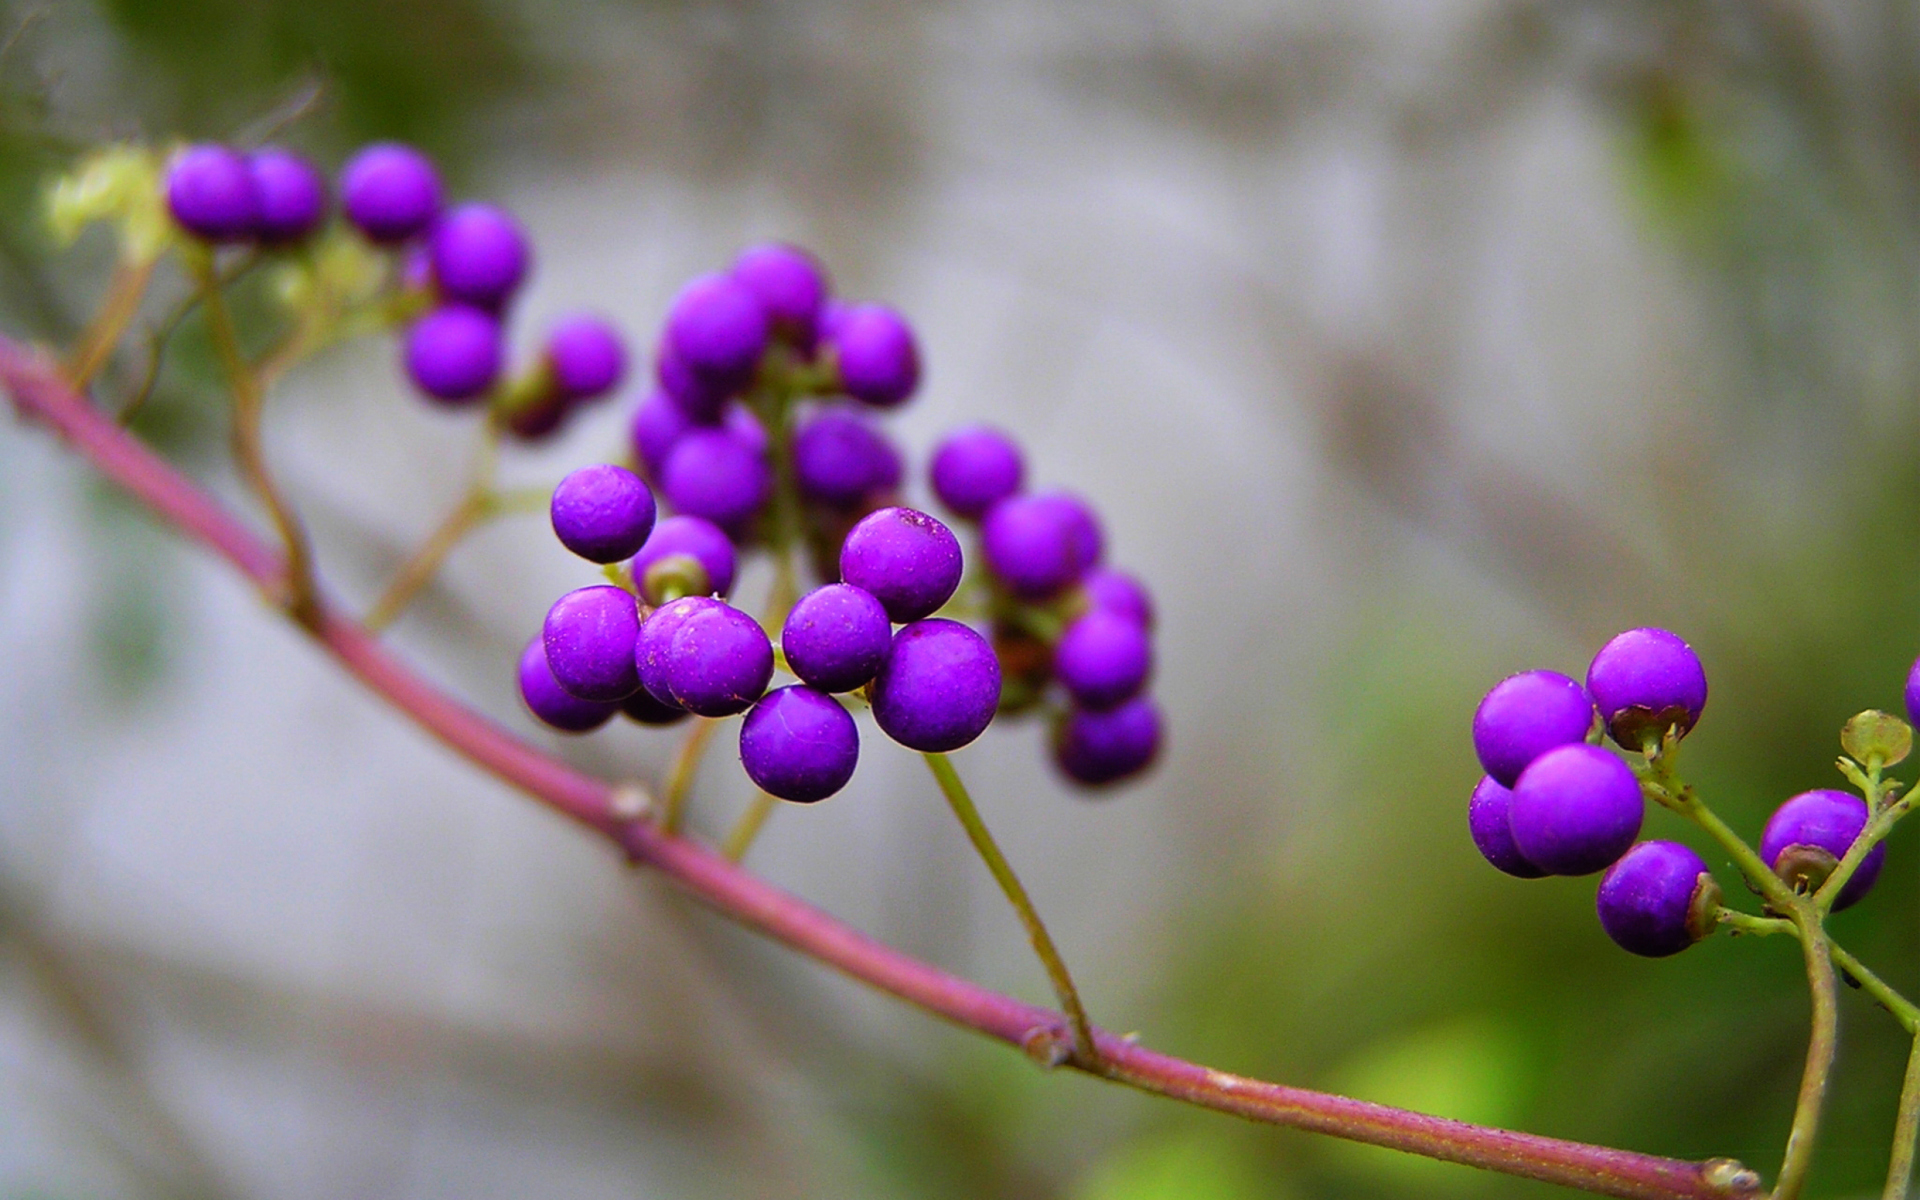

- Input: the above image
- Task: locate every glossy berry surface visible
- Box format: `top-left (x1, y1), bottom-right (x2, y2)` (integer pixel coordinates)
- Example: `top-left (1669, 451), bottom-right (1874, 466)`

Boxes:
top-left (981, 491), bottom-right (1103, 599)
top-left (782, 583), bottom-right (892, 693)
top-left (631, 515), bottom-right (736, 599)
top-left (1508, 743), bottom-right (1643, 876)
top-left (1054, 609), bottom-right (1152, 711)
top-left (404, 305), bottom-right (502, 403)
top-left (428, 202), bottom-right (529, 308)
top-left (839, 507), bottom-right (964, 623)
top-left (340, 142), bottom-right (441, 243)
top-left (732, 243), bottom-right (827, 343)
top-left (739, 685), bottom-right (860, 803)
top-left (546, 315), bottom-right (627, 400)
top-left (930, 425), bottom-right (1023, 519)
top-left (1586, 627), bottom-right (1709, 749)
top-left (793, 408), bottom-right (900, 508)
top-left (1079, 566), bottom-right (1154, 630)
top-left (542, 585), bottom-right (642, 702)
top-left (871, 618), bottom-right (1001, 752)
top-left (166, 144), bottom-right (259, 242)
top-left (1759, 789), bottom-right (1886, 911)
top-left (639, 598), bottom-right (773, 718)
top-left (1471, 670), bottom-right (1596, 788)
top-left (246, 147), bottom-right (327, 243)
top-left (1597, 840), bottom-right (1718, 957)
top-left (660, 427), bottom-right (772, 530)
top-left (516, 635), bottom-right (617, 733)
top-left (550, 464), bottom-right (657, 563)
top-left (665, 273), bottom-right (769, 388)
top-left (1468, 776), bottom-right (1547, 879)
top-left (831, 303), bottom-right (919, 408)
top-left (1053, 695), bottom-right (1162, 787)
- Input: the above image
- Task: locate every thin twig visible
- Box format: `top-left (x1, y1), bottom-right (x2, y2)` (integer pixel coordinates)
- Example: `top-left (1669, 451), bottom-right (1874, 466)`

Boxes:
top-left (661, 717), bottom-right (719, 835)
top-left (722, 792), bottom-right (777, 862)
top-left (65, 257), bottom-right (153, 390)
top-left (1774, 904), bottom-right (1839, 1200)
top-left (363, 422), bottom-right (506, 632)
top-left (1886, 1035), bottom-right (1920, 1200)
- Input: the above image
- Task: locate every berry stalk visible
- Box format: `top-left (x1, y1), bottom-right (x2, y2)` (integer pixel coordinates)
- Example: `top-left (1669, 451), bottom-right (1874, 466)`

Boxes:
top-left (364, 418), bottom-right (507, 632)
top-left (722, 792), bottom-right (777, 862)
top-left (1774, 902), bottom-right (1839, 1200)
top-left (1886, 1034), bottom-right (1920, 1200)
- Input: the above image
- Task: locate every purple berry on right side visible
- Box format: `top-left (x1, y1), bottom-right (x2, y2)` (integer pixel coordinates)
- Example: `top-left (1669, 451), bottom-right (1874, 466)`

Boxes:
top-left (740, 685), bottom-right (860, 803)
top-left (642, 598), bottom-right (774, 718)
top-left (542, 584), bottom-right (642, 703)
top-left (1471, 670), bottom-right (1596, 788)
top-left (1508, 743), bottom-right (1644, 876)
top-left (732, 243), bottom-right (828, 345)
top-left (550, 464), bottom-right (657, 564)
top-left (340, 142), bottom-right (441, 243)
top-left (1597, 841), bottom-right (1720, 957)
top-left (517, 635), bottom-right (617, 733)
top-left (830, 303), bottom-right (919, 408)
top-left (1759, 789), bottom-right (1886, 911)
top-left (840, 507), bottom-right (963, 623)
top-left (665, 273), bottom-right (769, 390)
top-left (1053, 695), bottom-right (1162, 787)
top-left (246, 147), bottom-right (328, 243)
top-left (404, 305), bottom-right (502, 403)
top-left (930, 425), bottom-right (1023, 519)
top-left (980, 490), bottom-right (1103, 599)
top-left (660, 427), bottom-right (772, 530)
top-left (428, 202), bottom-right (530, 308)
top-left (166, 144), bottom-right (259, 242)
top-left (1586, 627), bottom-right (1708, 750)
top-left (871, 618), bottom-right (1001, 753)
top-left (631, 515), bottom-right (736, 600)
top-left (1079, 566), bottom-right (1154, 631)
top-left (782, 583), bottom-right (893, 693)
top-left (1054, 608), bottom-right (1152, 711)
top-left (1468, 776), bottom-right (1547, 879)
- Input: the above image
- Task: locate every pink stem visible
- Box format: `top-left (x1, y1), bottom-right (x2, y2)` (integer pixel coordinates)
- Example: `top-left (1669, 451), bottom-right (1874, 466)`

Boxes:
top-left (2, 337), bottom-right (1755, 1200)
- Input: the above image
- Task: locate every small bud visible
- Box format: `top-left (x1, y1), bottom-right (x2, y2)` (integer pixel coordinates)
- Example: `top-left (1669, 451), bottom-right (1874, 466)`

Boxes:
top-left (45, 144), bottom-right (171, 264)
top-left (1842, 709), bottom-right (1911, 768)
top-left (642, 551), bottom-right (711, 606)
top-left (1772, 843), bottom-right (1841, 895)
top-left (1701, 1158), bottom-right (1762, 1195)
top-left (1685, 871), bottom-right (1723, 943)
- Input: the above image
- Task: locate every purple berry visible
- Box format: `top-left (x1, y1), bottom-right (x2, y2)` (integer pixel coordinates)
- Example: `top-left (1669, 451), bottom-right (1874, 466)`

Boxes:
top-left (1471, 670), bottom-right (1596, 788)
top-left (793, 407), bottom-right (901, 507)
top-left (930, 425), bottom-right (1023, 519)
top-left (246, 147), bottom-right (327, 243)
top-left (840, 507), bottom-right (963, 623)
top-left (665, 273), bottom-right (769, 389)
top-left (1508, 743), bottom-right (1644, 876)
top-left (722, 401), bottom-right (770, 457)
top-left (631, 515), bottom-right (736, 599)
top-left (550, 464), bottom-right (657, 564)
top-left (1469, 776), bottom-right (1547, 879)
top-left (831, 303), bottom-right (919, 408)
top-left (541, 585), bottom-right (642, 702)
top-left (1597, 841), bottom-right (1719, 957)
top-left (1080, 567), bottom-right (1154, 631)
top-left (630, 389), bottom-right (693, 478)
top-left (635, 596), bottom-right (704, 709)
top-left (782, 583), bottom-right (892, 693)
top-left (661, 427), bottom-right (772, 530)
top-left (739, 685), bottom-right (860, 803)
top-left (621, 686), bottom-right (689, 727)
top-left (980, 491), bottom-right (1103, 599)
top-left (1586, 628), bottom-right (1709, 749)
top-left (340, 142), bottom-right (441, 243)
top-left (656, 344), bottom-right (730, 421)
top-left (637, 597), bottom-right (773, 718)
top-left (1055, 609), bottom-right (1152, 711)
top-left (404, 305), bottom-right (502, 403)
top-left (1053, 696), bottom-right (1162, 787)
top-left (428, 202), bottom-right (529, 308)
top-left (732, 243), bottom-right (828, 344)
top-left (516, 635), bottom-right (617, 733)
top-left (871, 618), bottom-right (1001, 753)
top-left (1759, 789), bottom-right (1886, 911)
top-left (546, 315), bottom-right (627, 401)
top-left (1905, 655), bottom-right (1920, 730)
top-left (165, 144), bottom-right (259, 242)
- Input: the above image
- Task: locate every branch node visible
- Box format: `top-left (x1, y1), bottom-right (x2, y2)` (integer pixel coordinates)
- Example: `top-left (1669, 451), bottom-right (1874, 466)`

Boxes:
top-left (1021, 1024), bottom-right (1072, 1070)
top-left (610, 782), bottom-right (655, 824)
top-left (1700, 1158), bottom-right (1762, 1195)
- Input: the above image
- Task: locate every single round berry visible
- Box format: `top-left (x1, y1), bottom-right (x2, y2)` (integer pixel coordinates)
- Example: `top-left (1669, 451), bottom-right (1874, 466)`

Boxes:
top-left (740, 685), bottom-right (860, 803)
top-left (782, 583), bottom-right (892, 693)
top-left (1468, 776), bottom-right (1546, 879)
top-left (1471, 670), bottom-right (1596, 788)
top-left (635, 596), bottom-right (704, 709)
top-left (638, 597), bottom-right (773, 717)
top-left (871, 618), bottom-right (1001, 753)
top-left (793, 408), bottom-right (900, 508)
top-left (630, 389), bottom-right (693, 478)
top-left (246, 147), bottom-right (327, 243)
top-left (428, 202), bottom-right (529, 308)
top-left (656, 344), bottom-right (730, 421)
top-left (632, 515), bottom-right (736, 600)
top-left (840, 507), bottom-right (963, 623)
top-left (665, 272), bottom-right (769, 388)
top-left (732, 243), bottom-right (827, 344)
top-left (517, 635), bottom-right (617, 733)
top-left (930, 424), bottom-right (1023, 519)
top-left (546, 315), bottom-right (626, 401)
top-left (541, 585), bottom-right (642, 702)
top-left (1905, 655), bottom-right (1920, 730)
top-left (165, 144), bottom-right (259, 242)
top-left (1586, 628), bottom-right (1709, 750)
top-left (1759, 789), bottom-right (1887, 911)
top-left (404, 305), bottom-right (502, 403)
top-left (1053, 696), bottom-right (1162, 787)
top-left (621, 686), bottom-right (689, 727)
top-left (831, 303), bottom-right (919, 408)
top-left (1054, 609), bottom-right (1152, 711)
top-left (550, 464), bottom-right (657, 563)
top-left (661, 427), bottom-right (772, 530)
top-left (980, 490), bottom-right (1104, 599)
top-left (1508, 743), bottom-right (1644, 876)
top-left (340, 142), bottom-right (441, 243)
top-left (1597, 841), bottom-right (1719, 957)
top-left (1079, 566), bottom-right (1154, 630)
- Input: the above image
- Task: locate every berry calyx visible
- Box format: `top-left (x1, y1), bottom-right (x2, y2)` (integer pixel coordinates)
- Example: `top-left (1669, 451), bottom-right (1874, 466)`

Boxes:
top-left (1586, 627), bottom-right (1708, 750)
top-left (1596, 840), bottom-right (1720, 957)
top-left (549, 464), bottom-right (657, 564)
top-left (1759, 789), bottom-right (1886, 911)
top-left (782, 583), bottom-right (892, 693)
top-left (1468, 776), bottom-right (1547, 879)
top-left (739, 685), bottom-right (860, 803)
top-left (1471, 670), bottom-right (1596, 788)
top-left (1507, 743), bottom-right (1643, 876)
top-left (871, 618), bottom-right (1001, 752)
top-left (632, 515), bottom-right (736, 600)
top-left (839, 506), bottom-right (963, 623)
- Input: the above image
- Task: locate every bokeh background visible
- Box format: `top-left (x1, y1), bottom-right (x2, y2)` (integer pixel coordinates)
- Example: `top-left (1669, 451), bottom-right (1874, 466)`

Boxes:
top-left (2, 1), bottom-right (1919, 1197)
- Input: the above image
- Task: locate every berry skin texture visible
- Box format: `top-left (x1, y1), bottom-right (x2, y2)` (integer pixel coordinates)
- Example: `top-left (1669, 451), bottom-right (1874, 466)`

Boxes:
top-left (542, 585), bottom-right (642, 703)
top-left (930, 425), bottom-right (1024, 519)
top-left (1054, 695), bottom-right (1162, 787)
top-left (661, 427), bottom-right (772, 530)
top-left (839, 507), bottom-right (964, 623)
top-left (1471, 670), bottom-right (1597, 788)
top-left (1054, 609), bottom-right (1152, 711)
top-left (831, 303), bottom-right (920, 408)
top-left (980, 491), bottom-right (1104, 599)
top-left (1759, 789), bottom-right (1887, 911)
top-left (1469, 776), bottom-right (1547, 879)
top-left (1597, 841), bottom-right (1719, 957)
top-left (665, 273), bottom-right (769, 389)
top-left (546, 315), bottom-right (627, 401)
top-left (782, 583), bottom-right (892, 693)
top-left (428, 202), bottom-right (530, 308)
top-left (404, 305), bottom-right (502, 403)
top-left (1508, 743), bottom-right (1644, 876)
top-left (638, 598), bottom-right (773, 718)
top-left (340, 142), bottom-right (441, 243)
top-left (246, 147), bottom-right (327, 243)
top-left (166, 144), bottom-right (259, 242)
top-left (631, 515), bottom-right (736, 599)
top-left (793, 407), bottom-right (901, 508)
top-left (739, 685), bottom-right (860, 803)
top-left (871, 618), bottom-right (1002, 753)
top-left (516, 635), bottom-right (617, 733)
top-left (550, 464), bottom-right (657, 564)
top-left (732, 243), bottom-right (828, 344)
top-left (1586, 627), bottom-right (1708, 750)
top-left (1079, 566), bottom-right (1154, 631)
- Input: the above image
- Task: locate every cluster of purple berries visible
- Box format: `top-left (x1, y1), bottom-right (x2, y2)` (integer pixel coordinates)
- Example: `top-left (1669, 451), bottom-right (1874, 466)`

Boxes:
top-left (163, 141), bottom-right (627, 441)
top-left (1469, 628), bottom-right (1891, 958)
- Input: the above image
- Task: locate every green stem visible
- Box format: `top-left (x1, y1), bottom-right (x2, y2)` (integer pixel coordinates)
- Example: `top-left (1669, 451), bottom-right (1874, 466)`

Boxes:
top-left (1774, 903), bottom-right (1839, 1200)
top-left (722, 792), bottom-right (777, 862)
top-left (923, 751), bottom-right (1097, 1064)
top-left (661, 717), bottom-right (719, 836)
top-left (1717, 908), bottom-right (1794, 938)
top-left (363, 421), bottom-right (503, 632)
top-left (66, 257), bottom-right (154, 389)
top-left (1885, 1035), bottom-right (1920, 1200)
top-left (1816, 793), bottom-right (1911, 914)
top-left (1830, 943), bottom-right (1920, 1035)
top-left (1668, 785), bottom-right (1798, 911)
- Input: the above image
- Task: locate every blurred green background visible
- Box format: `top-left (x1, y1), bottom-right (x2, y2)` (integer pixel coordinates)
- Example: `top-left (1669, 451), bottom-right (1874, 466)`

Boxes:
top-left (2, 2), bottom-right (1919, 1198)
